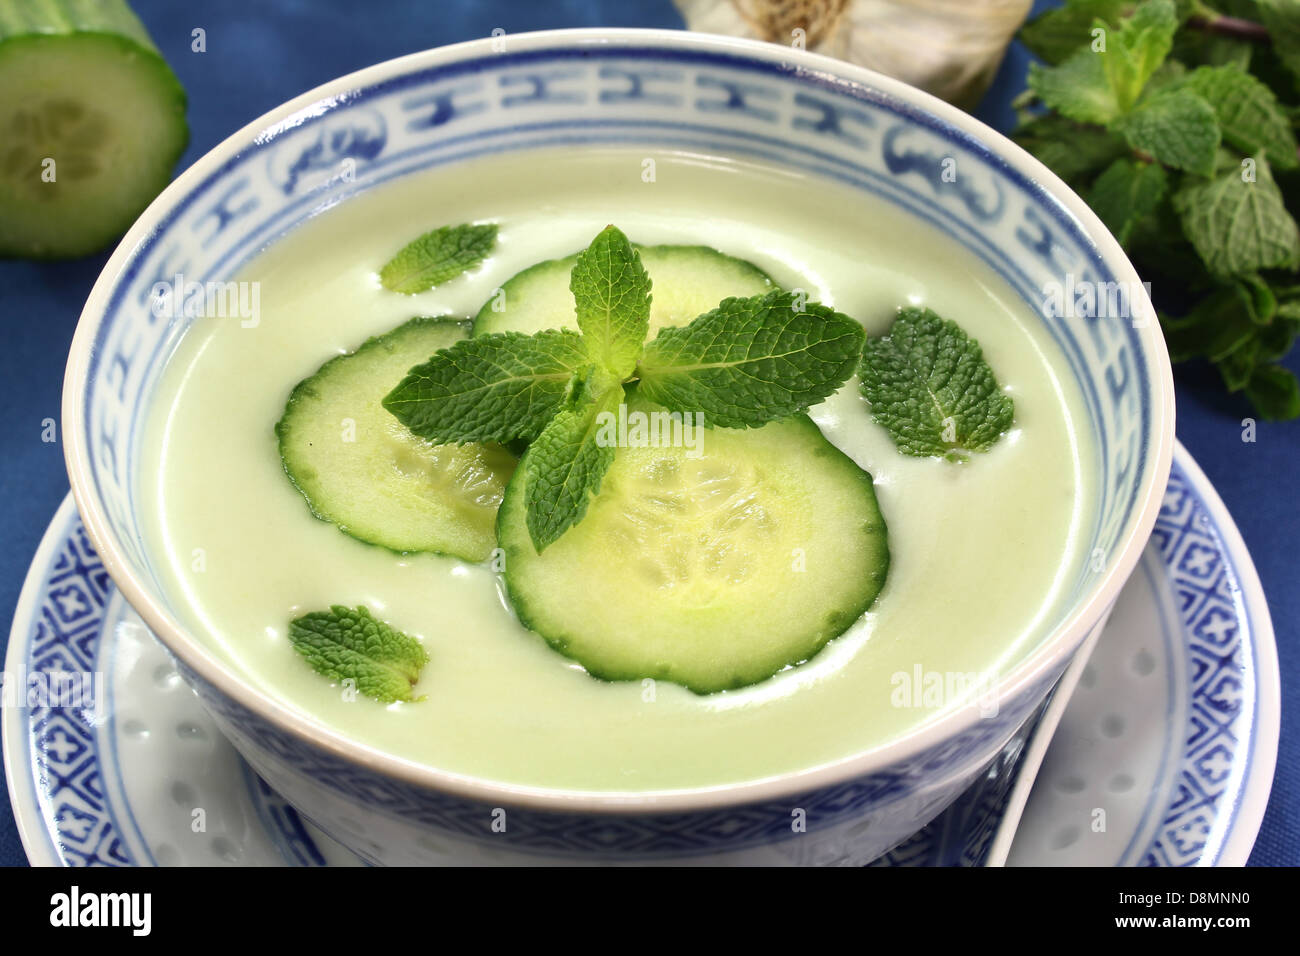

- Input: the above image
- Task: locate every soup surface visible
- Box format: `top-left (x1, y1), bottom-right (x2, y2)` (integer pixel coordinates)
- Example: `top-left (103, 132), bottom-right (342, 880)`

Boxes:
top-left (139, 147), bottom-right (1095, 792)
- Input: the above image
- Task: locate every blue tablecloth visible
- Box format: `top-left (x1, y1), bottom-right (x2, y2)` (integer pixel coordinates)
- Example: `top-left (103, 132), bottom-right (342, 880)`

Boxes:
top-left (0, 0), bottom-right (1293, 866)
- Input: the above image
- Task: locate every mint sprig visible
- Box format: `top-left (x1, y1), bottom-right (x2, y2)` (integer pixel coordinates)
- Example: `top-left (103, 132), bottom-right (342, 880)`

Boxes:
top-left (1088, 157), bottom-right (1171, 243)
top-left (1015, 0), bottom-right (1300, 420)
top-left (288, 605), bottom-right (429, 703)
top-left (1257, 0), bottom-right (1300, 82)
top-left (379, 222), bottom-right (498, 294)
top-left (858, 308), bottom-right (1014, 460)
top-left (383, 225), bottom-right (865, 551)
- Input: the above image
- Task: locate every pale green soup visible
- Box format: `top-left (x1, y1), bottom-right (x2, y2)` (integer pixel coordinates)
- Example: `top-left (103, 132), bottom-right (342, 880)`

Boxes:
top-left (139, 147), bottom-right (1095, 792)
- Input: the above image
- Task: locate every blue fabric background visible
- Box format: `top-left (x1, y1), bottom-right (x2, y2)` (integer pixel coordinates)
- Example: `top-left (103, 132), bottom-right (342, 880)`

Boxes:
top-left (0, 0), bottom-right (1293, 866)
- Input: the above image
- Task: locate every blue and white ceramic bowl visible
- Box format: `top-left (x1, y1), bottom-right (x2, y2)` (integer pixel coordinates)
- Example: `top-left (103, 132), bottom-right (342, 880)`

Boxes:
top-left (63, 29), bottom-right (1175, 865)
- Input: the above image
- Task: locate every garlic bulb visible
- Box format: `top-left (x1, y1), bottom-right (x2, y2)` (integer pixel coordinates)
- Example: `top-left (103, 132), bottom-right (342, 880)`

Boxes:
top-left (674, 0), bottom-right (1033, 109)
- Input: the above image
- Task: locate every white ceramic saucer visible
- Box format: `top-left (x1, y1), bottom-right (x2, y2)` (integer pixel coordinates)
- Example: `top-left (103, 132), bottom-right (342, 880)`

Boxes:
top-left (2, 443), bottom-right (1277, 866)
top-left (997, 445), bottom-right (1279, 866)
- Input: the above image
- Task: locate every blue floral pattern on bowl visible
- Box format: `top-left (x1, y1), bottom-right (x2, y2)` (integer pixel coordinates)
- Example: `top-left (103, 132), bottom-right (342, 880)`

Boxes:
top-left (63, 32), bottom-right (1171, 863)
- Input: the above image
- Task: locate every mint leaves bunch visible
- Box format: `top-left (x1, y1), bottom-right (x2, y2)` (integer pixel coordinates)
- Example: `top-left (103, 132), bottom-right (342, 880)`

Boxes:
top-left (383, 225), bottom-right (865, 553)
top-left (1015, 0), bottom-right (1300, 419)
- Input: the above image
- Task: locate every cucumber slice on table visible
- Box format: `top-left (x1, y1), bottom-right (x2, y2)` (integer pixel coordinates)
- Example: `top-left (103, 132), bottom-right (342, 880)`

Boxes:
top-left (277, 317), bottom-right (517, 563)
top-left (497, 392), bottom-right (890, 694)
top-left (0, 0), bottom-right (188, 258)
top-left (474, 244), bottom-right (776, 338)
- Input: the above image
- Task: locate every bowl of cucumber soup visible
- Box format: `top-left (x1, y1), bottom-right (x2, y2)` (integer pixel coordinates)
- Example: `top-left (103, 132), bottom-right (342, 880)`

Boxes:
top-left (62, 29), bottom-right (1174, 865)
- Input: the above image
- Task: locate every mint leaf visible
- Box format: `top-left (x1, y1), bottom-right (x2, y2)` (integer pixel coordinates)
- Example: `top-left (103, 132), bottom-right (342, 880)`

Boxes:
top-left (1143, 58), bottom-right (1190, 94)
top-left (1020, 0), bottom-right (1132, 65)
top-left (523, 385), bottom-right (624, 552)
top-left (1015, 114), bottom-right (1130, 186)
top-left (1088, 158), bottom-right (1171, 243)
top-left (1027, 0), bottom-right (1178, 124)
top-left (1163, 279), bottom-right (1299, 406)
top-left (384, 330), bottom-right (587, 443)
top-left (1258, 0), bottom-right (1300, 85)
top-left (1115, 89), bottom-right (1221, 174)
top-left (1178, 65), bottom-right (1299, 169)
top-left (1236, 272), bottom-right (1278, 324)
top-left (1112, 0), bottom-right (1181, 94)
top-left (1028, 50), bottom-right (1125, 125)
top-left (1171, 22), bottom-right (1253, 71)
top-left (570, 225), bottom-right (652, 378)
top-left (288, 606), bottom-right (428, 703)
top-left (1245, 363), bottom-right (1300, 419)
top-left (1173, 154), bottom-right (1300, 275)
top-left (1160, 287), bottom-right (1257, 361)
top-left (634, 291), bottom-right (865, 428)
top-left (858, 308), bottom-right (1014, 459)
top-left (1259, 300), bottom-right (1300, 361)
top-left (1216, 338), bottom-right (1259, 392)
top-left (1126, 189), bottom-right (1204, 273)
top-left (379, 223), bottom-right (497, 294)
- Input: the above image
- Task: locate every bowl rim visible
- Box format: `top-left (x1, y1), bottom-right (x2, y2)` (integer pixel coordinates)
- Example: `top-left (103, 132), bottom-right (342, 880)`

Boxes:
top-left (63, 26), bottom-right (1176, 814)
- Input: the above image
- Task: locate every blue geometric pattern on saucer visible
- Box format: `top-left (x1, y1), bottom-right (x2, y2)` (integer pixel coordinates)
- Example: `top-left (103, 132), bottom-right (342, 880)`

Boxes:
top-left (1139, 465), bottom-right (1255, 866)
top-left (18, 521), bottom-right (128, 865)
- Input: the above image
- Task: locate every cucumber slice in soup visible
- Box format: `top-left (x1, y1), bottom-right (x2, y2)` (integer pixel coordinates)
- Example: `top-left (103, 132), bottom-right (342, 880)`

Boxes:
top-left (277, 317), bottom-right (517, 562)
top-left (473, 244), bottom-right (776, 338)
top-left (497, 392), bottom-right (889, 693)
top-left (0, 0), bottom-right (188, 258)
